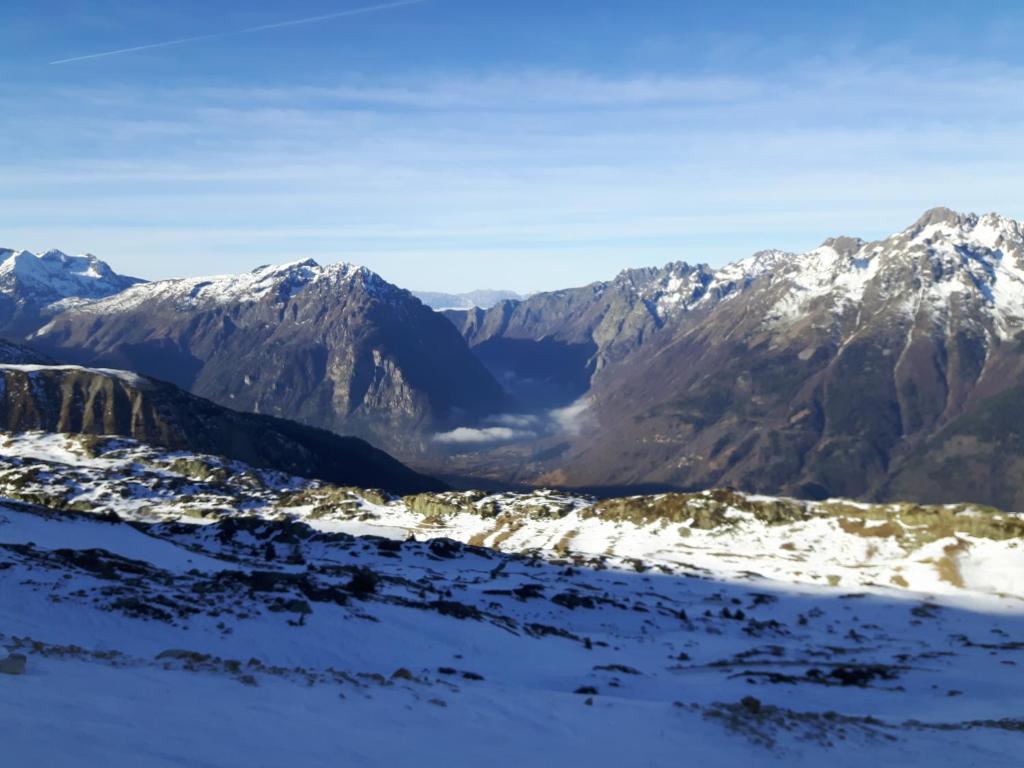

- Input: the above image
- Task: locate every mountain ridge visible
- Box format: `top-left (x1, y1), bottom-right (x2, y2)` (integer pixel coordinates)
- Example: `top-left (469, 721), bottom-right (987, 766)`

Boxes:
top-left (413, 288), bottom-right (524, 310)
top-left (0, 362), bottom-right (443, 493)
top-left (441, 207), bottom-right (1024, 509)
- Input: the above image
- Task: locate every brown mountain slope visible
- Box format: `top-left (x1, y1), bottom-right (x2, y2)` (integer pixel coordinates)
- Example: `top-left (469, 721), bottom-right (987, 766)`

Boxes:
top-left (547, 208), bottom-right (1024, 508)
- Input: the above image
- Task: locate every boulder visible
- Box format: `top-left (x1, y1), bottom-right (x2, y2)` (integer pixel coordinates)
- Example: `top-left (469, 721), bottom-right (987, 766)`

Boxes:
top-left (0, 653), bottom-right (27, 675)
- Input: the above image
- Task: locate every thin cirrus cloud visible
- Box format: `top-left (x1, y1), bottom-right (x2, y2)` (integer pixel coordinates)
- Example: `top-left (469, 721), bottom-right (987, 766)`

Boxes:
top-left (49, 0), bottom-right (427, 65)
top-left (2, 57), bottom-right (1024, 290)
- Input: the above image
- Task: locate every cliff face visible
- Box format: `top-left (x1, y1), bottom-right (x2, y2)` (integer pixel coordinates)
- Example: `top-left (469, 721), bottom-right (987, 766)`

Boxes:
top-left (0, 365), bottom-right (444, 494)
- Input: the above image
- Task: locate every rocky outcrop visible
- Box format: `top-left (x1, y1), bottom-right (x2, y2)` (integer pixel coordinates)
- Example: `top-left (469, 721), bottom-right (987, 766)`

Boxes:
top-left (0, 652), bottom-right (27, 675)
top-left (0, 365), bottom-right (443, 493)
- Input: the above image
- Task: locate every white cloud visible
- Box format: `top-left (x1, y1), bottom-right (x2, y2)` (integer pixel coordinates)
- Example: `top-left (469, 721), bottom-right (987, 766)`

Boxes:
top-left (550, 398), bottom-right (594, 436)
top-left (484, 413), bottom-right (541, 429)
top-left (432, 426), bottom-right (536, 445)
top-left (434, 399), bottom-right (594, 448)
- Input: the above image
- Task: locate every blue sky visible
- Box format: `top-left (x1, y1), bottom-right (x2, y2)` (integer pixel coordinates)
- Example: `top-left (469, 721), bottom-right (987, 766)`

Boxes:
top-left (2, 1), bottom-right (1024, 292)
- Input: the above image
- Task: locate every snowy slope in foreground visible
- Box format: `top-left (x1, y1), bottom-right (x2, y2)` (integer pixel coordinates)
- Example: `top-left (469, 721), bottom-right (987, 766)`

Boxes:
top-left (1, 432), bottom-right (1023, 766)
top-left (1, 432), bottom-right (1019, 599)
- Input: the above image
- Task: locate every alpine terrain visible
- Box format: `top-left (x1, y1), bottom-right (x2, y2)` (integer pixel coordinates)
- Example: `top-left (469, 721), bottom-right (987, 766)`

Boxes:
top-left (446, 208), bottom-right (1024, 510)
top-left (10, 1), bottom-right (1023, 765)
top-left (2, 428), bottom-right (1022, 766)
top-left (1, 213), bottom-right (1023, 766)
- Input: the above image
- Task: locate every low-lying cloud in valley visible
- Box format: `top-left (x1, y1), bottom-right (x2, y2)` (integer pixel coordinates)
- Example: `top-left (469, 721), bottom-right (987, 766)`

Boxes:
top-left (432, 425), bottom-right (536, 445)
top-left (433, 398), bottom-right (592, 447)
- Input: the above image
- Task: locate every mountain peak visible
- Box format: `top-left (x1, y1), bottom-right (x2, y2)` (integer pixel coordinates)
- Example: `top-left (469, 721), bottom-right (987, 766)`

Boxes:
top-left (0, 247), bottom-right (143, 305)
top-left (819, 236), bottom-right (866, 257)
top-left (912, 206), bottom-right (969, 229)
top-left (251, 257), bottom-right (321, 275)
top-left (899, 208), bottom-right (1023, 253)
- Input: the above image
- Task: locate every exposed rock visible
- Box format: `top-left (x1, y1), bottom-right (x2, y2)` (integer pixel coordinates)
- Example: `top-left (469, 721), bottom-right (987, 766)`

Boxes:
top-left (0, 365), bottom-right (443, 494)
top-left (0, 652), bottom-right (27, 675)
top-left (155, 649), bottom-right (211, 663)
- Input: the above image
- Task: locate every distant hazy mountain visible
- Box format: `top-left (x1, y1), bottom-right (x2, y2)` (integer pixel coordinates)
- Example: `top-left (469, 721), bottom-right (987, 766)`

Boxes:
top-left (0, 247), bottom-right (143, 337)
top-left (448, 208), bottom-right (1024, 510)
top-left (30, 259), bottom-right (509, 457)
top-left (414, 288), bottom-right (524, 310)
top-left (0, 362), bottom-right (442, 493)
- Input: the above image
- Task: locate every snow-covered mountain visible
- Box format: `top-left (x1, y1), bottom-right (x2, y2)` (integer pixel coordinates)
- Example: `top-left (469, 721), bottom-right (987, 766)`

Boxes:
top-left (74, 258), bottom-right (399, 314)
top-left (445, 208), bottom-right (1024, 509)
top-left (0, 247), bottom-right (143, 337)
top-left (453, 208), bottom-right (1024, 374)
top-left (31, 259), bottom-right (510, 456)
top-left (13, 208), bottom-right (1024, 507)
top-left (742, 207), bottom-right (1024, 340)
top-left (1, 430), bottom-right (1022, 766)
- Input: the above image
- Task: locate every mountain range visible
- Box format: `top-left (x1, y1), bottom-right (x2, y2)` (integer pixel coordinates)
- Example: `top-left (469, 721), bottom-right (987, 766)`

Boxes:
top-left (5, 206), bottom-right (1024, 509)
top-left (4, 208), bottom-right (1024, 765)
top-left (445, 208), bottom-right (1024, 509)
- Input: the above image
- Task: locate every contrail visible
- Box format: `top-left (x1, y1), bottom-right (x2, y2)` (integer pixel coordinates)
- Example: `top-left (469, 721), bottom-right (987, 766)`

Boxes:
top-left (50, 0), bottom-right (426, 65)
